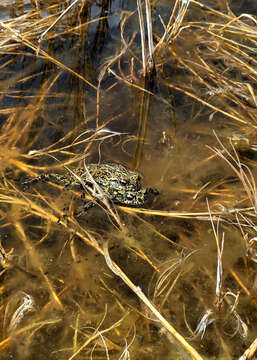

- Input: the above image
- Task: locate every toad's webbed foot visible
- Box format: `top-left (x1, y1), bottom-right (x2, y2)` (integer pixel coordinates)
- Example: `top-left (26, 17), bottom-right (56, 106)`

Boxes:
top-left (144, 187), bottom-right (159, 203)
top-left (57, 201), bottom-right (94, 221)
top-left (84, 201), bottom-right (95, 211)
top-left (74, 201), bottom-right (95, 217)
top-left (22, 174), bottom-right (50, 189)
top-left (146, 187), bottom-right (159, 196)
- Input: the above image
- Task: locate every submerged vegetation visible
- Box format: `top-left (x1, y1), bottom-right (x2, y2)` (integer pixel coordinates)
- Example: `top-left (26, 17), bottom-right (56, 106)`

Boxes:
top-left (0, 0), bottom-right (257, 359)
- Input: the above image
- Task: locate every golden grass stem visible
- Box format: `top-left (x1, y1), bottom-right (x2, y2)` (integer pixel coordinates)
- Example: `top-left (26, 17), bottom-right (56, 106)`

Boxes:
top-left (103, 245), bottom-right (204, 360)
top-left (166, 82), bottom-right (257, 129)
top-left (0, 21), bottom-right (97, 90)
top-left (39, 0), bottom-right (81, 42)
top-left (137, 0), bottom-right (146, 74)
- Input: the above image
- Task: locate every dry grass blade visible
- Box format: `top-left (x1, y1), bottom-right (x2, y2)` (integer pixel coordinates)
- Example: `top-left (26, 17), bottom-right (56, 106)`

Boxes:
top-left (0, 21), bottom-right (97, 90)
top-left (156, 0), bottom-right (191, 50)
top-left (166, 82), bottom-right (256, 129)
top-left (206, 199), bottom-right (224, 309)
top-left (103, 244), bottom-right (204, 360)
top-left (132, 85), bottom-right (151, 170)
top-left (154, 251), bottom-right (197, 303)
top-left (208, 134), bottom-right (257, 212)
top-left (0, 318), bottom-right (62, 350)
top-left (121, 206), bottom-right (230, 220)
top-left (189, 309), bottom-right (216, 340)
top-left (6, 292), bottom-right (34, 332)
top-left (67, 313), bottom-right (128, 360)
top-left (145, 0), bottom-right (154, 67)
top-left (239, 337), bottom-right (257, 360)
top-left (137, 0), bottom-right (146, 74)
top-left (39, 0), bottom-right (81, 42)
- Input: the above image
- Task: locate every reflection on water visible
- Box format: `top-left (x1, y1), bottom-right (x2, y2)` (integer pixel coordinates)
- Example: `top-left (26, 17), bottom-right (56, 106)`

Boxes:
top-left (0, 1), bottom-right (257, 359)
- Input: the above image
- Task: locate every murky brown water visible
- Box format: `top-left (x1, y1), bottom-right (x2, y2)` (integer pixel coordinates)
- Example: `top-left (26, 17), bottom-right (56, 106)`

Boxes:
top-left (0, 1), bottom-right (257, 359)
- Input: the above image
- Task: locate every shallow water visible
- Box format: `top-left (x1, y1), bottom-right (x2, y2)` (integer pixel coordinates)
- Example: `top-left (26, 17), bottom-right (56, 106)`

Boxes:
top-left (0, 1), bottom-right (257, 359)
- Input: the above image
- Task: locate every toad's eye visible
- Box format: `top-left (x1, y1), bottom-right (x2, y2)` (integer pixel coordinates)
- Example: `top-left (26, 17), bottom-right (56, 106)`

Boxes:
top-left (126, 193), bottom-right (134, 200)
top-left (132, 174), bottom-right (141, 181)
top-left (120, 179), bottom-right (127, 185)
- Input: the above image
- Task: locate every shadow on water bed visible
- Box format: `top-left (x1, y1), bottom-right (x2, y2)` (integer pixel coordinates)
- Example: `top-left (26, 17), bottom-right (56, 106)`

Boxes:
top-left (0, 0), bottom-right (257, 359)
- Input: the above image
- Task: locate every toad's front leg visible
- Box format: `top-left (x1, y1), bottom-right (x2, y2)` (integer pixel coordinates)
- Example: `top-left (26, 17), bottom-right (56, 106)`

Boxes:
top-left (22, 173), bottom-right (72, 189)
top-left (22, 173), bottom-right (51, 188)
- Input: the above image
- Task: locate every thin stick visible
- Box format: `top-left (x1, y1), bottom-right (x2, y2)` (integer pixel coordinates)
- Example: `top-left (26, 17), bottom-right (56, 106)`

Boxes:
top-left (145, 0), bottom-right (154, 69)
top-left (137, 0), bottom-right (146, 74)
